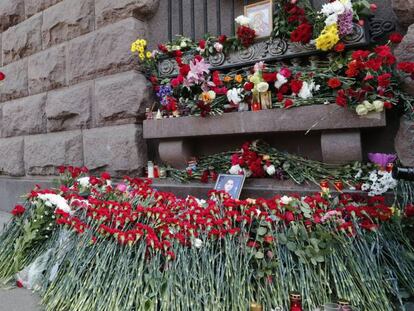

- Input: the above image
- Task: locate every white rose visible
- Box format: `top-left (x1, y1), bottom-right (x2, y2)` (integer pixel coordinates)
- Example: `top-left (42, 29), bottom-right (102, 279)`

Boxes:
top-left (265, 164), bottom-right (276, 176)
top-left (229, 164), bottom-right (242, 175)
top-left (280, 195), bottom-right (293, 205)
top-left (214, 42), bottom-right (223, 52)
top-left (356, 104), bottom-right (368, 116)
top-left (207, 90), bottom-right (216, 101)
top-left (373, 100), bottom-right (384, 112)
top-left (363, 100), bottom-right (375, 111)
top-left (192, 238), bottom-right (203, 248)
top-left (235, 15), bottom-right (251, 26)
top-left (180, 41), bottom-right (187, 48)
top-left (256, 82), bottom-right (269, 93)
top-left (77, 177), bottom-right (90, 188)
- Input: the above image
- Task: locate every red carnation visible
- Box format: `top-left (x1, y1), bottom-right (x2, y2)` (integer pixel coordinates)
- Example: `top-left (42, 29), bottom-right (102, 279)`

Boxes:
top-left (290, 80), bottom-right (303, 94)
top-left (158, 44), bottom-right (168, 53)
top-left (101, 172), bottom-right (111, 180)
top-left (11, 205), bottom-right (26, 217)
top-left (262, 72), bottom-right (277, 82)
top-left (336, 94), bottom-right (347, 107)
top-left (179, 64), bottom-right (190, 76)
top-left (284, 99), bottom-right (294, 109)
top-left (334, 42), bottom-right (345, 52)
top-left (0, 71), bottom-right (5, 81)
top-left (290, 22), bottom-right (313, 44)
top-left (201, 170), bottom-right (209, 183)
top-left (328, 77), bottom-right (342, 89)
top-left (389, 32), bottom-right (403, 44)
top-left (174, 50), bottom-right (183, 57)
top-left (377, 73), bottom-right (391, 88)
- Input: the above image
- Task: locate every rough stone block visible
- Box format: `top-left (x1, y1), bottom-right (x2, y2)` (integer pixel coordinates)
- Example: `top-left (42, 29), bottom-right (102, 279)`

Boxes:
top-left (321, 130), bottom-right (362, 164)
top-left (0, 59), bottom-right (28, 102)
top-left (95, 71), bottom-right (150, 125)
top-left (83, 124), bottom-right (146, 176)
top-left (42, 0), bottom-right (94, 49)
top-left (0, 137), bottom-right (24, 176)
top-left (24, 130), bottom-right (83, 175)
top-left (68, 18), bottom-right (146, 84)
top-left (0, 0), bottom-right (25, 32)
top-left (24, 0), bottom-right (63, 18)
top-left (46, 82), bottom-right (92, 132)
top-left (28, 44), bottom-right (66, 95)
top-left (392, 0), bottom-right (414, 29)
top-left (2, 93), bottom-right (46, 137)
top-left (395, 24), bottom-right (414, 96)
top-left (395, 117), bottom-right (414, 166)
top-left (2, 14), bottom-right (42, 65)
top-left (95, 0), bottom-right (159, 28)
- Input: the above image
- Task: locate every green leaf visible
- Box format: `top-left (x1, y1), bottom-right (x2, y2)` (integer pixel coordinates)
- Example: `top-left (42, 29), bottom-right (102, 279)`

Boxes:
top-left (287, 242), bottom-right (297, 251)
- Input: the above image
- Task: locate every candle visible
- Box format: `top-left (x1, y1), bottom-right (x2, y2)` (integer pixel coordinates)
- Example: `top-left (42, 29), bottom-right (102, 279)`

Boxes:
top-left (289, 292), bottom-right (302, 311)
top-left (386, 162), bottom-right (394, 173)
top-left (320, 180), bottom-right (329, 189)
top-left (334, 180), bottom-right (344, 191)
top-left (250, 303), bottom-right (262, 311)
top-left (147, 161), bottom-right (154, 178)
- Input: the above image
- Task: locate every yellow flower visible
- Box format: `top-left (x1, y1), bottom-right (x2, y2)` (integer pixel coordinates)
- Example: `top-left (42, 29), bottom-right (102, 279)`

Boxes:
top-left (315, 23), bottom-right (340, 51)
top-left (235, 74), bottom-right (243, 83)
top-left (146, 51), bottom-right (152, 59)
top-left (131, 42), bottom-right (138, 53)
top-left (138, 52), bottom-right (145, 60)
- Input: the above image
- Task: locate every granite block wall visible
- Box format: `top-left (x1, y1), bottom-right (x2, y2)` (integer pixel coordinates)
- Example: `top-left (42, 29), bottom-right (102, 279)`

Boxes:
top-left (0, 0), bottom-right (159, 177)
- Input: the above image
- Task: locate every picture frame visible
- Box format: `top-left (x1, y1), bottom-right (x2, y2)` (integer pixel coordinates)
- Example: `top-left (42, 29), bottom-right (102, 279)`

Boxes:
top-left (244, 0), bottom-right (273, 39)
top-left (214, 174), bottom-right (246, 199)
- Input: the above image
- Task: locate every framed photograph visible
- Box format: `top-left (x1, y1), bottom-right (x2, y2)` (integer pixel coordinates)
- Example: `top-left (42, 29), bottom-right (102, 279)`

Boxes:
top-left (244, 0), bottom-right (273, 38)
top-left (214, 174), bottom-right (246, 199)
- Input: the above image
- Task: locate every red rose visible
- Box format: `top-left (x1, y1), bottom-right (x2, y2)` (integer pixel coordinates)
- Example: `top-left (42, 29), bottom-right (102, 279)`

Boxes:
top-left (285, 211), bottom-right (295, 223)
top-left (16, 280), bottom-right (24, 288)
top-left (194, 54), bottom-right (203, 62)
top-left (389, 32), bottom-right (403, 44)
top-left (290, 22), bottom-right (313, 44)
top-left (334, 42), bottom-right (345, 52)
top-left (218, 35), bottom-right (227, 44)
top-left (327, 77), bottom-right (342, 89)
top-left (244, 82), bottom-right (254, 91)
top-left (351, 50), bottom-right (370, 60)
top-left (236, 25), bottom-right (256, 47)
top-left (57, 165), bottom-right (66, 174)
top-left (0, 71), bottom-right (5, 81)
top-left (263, 235), bottom-right (274, 244)
top-left (198, 40), bottom-right (206, 49)
top-left (174, 50), bottom-right (183, 57)
top-left (11, 205), bottom-right (26, 217)
top-left (284, 99), bottom-right (294, 109)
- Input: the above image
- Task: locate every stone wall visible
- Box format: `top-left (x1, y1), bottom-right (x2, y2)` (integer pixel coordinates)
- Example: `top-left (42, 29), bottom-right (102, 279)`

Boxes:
top-left (0, 0), bottom-right (160, 178)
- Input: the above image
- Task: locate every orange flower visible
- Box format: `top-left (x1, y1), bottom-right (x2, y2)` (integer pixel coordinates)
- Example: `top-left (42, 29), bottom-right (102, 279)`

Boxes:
top-left (235, 74), bottom-right (243, 83)
top-left (223, 76), bottom-right (233, 83)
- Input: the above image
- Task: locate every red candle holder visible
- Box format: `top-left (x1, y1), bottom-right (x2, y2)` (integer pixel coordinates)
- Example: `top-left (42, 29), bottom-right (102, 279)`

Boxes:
top-left (320, 180), bottom-right (329, 189)
top-left (289, 292), bottom-right (302, 311)
top-left (252, 102), bottom-right (261, 111)
top-left (386, 162), bottom-right (394, 173)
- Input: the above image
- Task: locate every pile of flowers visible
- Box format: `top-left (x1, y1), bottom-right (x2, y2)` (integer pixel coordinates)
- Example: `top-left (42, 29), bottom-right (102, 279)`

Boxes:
top-left (168, 140), bottom-right (400, 197)
top-left (137, 33), bottom-right (414, 118)
top-left (0, 168), bottom-right (413, 310)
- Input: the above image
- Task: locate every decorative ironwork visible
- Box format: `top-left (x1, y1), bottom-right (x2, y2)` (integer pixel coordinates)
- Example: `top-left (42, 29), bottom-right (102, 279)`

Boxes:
top-left (369, 18), bottom-right (396, 41)
top-left (157, 20), bottom-right (398, 78)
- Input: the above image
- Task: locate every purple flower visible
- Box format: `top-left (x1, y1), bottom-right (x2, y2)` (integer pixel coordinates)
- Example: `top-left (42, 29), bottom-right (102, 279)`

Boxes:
top-left (156, 85), bottom-right (173, 106)
top-left (338, 10), bottom-right (353, 36)
top-left (368, 153), bottom-right (397, 167)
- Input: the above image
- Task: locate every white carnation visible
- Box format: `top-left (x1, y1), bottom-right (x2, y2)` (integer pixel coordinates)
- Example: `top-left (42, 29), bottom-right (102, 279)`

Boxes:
top-left (227, 88), bottom-right (243, 104)
top-left (77, 177), bottom-right (90, 188)
top-left (37, 193), bottom-right (71, 214)
top-left (229, 164), bottom-right (242, 175)
top-left (265, 164), bottom-right (276, 176)
top-left (274, 73), bottom-right (288, 89)
top-left (280, 195), bottom-right (293, 205)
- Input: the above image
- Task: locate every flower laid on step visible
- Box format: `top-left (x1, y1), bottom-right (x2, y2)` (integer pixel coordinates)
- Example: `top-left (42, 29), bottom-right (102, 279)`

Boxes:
top-left (0, 166), bottom-right (413, 311)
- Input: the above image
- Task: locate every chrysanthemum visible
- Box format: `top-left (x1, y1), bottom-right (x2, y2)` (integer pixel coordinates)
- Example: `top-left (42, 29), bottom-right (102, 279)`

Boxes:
top-left (316, 23), bottom-right (340, 51)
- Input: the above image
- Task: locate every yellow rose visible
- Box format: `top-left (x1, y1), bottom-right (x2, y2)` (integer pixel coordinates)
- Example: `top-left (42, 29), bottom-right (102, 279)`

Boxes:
top-left (356, 104), bottom-right (368, 116)
top-left (363, 100), bottom-right (375, 111)
top-left (256, 82), bottom-right (269, 93)
top-left (373, 100), bottom-right (384, 112)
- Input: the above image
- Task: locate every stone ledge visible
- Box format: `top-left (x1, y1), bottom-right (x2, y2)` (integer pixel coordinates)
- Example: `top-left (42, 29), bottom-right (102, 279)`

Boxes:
top-left (143, 105), bottom-right (386, 139)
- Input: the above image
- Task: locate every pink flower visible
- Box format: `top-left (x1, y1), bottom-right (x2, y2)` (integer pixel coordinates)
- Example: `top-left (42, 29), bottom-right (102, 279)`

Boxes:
top-left (116, 183), bottom-right (127, 192)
